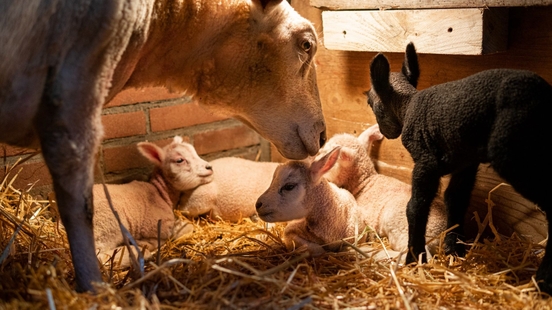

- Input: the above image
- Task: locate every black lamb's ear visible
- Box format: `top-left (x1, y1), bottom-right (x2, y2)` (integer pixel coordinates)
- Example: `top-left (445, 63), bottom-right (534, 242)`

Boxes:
top-left (370, 53), bottom-right (391, 96)
top-left (402, 42), bottom-right (420, 88)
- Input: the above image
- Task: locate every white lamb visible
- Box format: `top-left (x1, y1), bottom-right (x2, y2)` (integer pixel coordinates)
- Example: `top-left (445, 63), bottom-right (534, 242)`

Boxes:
top-left (178, 157), bottom-right (279, 222)
top-left (93, 136), bottom-right (214, 267)
top-left (255, 147), bottom-right (361, 256)
top-left (319, 124), bottom-right (448, 255)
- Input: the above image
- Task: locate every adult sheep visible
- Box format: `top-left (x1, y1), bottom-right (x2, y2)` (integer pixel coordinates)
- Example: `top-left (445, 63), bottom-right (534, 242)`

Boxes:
top-left (0, 0), bottom-right (326, 292)
top-left (367, 43), bottom-right (551, 293)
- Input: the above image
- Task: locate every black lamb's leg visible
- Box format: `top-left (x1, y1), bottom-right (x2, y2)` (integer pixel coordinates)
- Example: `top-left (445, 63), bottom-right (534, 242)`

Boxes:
top-left (443, 164), bottom-right (479, 257)
top-left (406, 162), bottom-right (441, 264)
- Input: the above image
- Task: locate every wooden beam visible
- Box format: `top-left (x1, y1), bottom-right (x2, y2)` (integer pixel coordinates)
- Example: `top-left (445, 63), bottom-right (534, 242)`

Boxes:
top-left (311, 0), bottom-right (552, 10)
top-left (322, 8), bottom-right (508, 55)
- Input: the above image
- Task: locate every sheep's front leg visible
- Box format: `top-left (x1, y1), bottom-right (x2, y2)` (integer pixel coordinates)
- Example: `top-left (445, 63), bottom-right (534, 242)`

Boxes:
top-left (443, 164), bottom-right (478, 257)
top-left (406, 162), bottom-right (441, 264)
top-left (34, 68), bottom-right (104, 292)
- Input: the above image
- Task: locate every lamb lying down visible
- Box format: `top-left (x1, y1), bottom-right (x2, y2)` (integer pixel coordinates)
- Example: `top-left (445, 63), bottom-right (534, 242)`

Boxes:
top-left (93, 136), bottom-right (213, 267)
top-left (255, 147), bottom-right (360, 256)
top-left (178, 157), bottom-right (279, 222)
top-left (319, 124), bottom-right (448, 255)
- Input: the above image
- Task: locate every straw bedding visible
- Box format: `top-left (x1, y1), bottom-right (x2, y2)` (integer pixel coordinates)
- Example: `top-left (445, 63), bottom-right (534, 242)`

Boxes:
top-left (1, 163), bottom-right (551, 309)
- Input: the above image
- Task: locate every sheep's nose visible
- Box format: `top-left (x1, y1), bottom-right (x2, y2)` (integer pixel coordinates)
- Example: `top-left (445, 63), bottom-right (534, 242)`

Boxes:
top-left (255, 201), bottom-right (262, 210)
top-left (205, 164), bottom-right (212, 170)
top-left (319, 130), bottom-right (327, 148)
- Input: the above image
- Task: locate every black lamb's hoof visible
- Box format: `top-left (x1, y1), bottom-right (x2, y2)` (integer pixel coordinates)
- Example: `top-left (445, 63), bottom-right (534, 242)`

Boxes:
top-left (536, 271), bottom-right (552, 297)
top-left (405, 250), bottom-right (427, 265)
top-left (444, 232), bottom-right (466, 257)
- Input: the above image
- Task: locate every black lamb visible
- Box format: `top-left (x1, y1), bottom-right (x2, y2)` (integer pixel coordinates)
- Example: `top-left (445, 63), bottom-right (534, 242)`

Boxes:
top-left (366, 42), bottom-right (552, 294)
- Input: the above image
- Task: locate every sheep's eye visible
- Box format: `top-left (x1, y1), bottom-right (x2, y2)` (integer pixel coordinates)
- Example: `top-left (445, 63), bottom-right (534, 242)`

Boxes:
top-left (301, 40), bottom-right (312, 52)
top-left (280, 183), bottom-right (297, 192)
top-left (175, 158), bottom-right (188, 164)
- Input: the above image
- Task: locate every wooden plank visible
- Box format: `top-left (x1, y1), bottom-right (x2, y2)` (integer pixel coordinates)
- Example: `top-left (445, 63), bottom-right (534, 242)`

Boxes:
top-left (322, 8), bottom-right (508, 55)
top-left (311, 0), bottom-right (552, 10)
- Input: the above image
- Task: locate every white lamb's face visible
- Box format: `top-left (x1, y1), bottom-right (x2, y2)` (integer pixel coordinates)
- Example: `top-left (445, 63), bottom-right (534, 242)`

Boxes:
top-left (163, 143), bottom-right (214, 191)
top-left (255, 164), bottom-right (309, 222)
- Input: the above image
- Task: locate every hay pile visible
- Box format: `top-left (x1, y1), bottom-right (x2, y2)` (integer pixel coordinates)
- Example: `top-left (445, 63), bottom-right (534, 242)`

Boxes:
top-left (1, 164), bottom-right (551, 309)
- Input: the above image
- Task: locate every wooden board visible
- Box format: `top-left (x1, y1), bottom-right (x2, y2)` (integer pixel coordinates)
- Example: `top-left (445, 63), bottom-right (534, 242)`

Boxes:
top-left (311, 0), bottom-right (552, 10)
top-left (322, 8), bottom-right (508, 55)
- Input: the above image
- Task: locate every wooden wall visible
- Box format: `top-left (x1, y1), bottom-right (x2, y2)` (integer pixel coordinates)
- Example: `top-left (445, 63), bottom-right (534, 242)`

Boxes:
top-left (292, 1), bottom-right (552, 242)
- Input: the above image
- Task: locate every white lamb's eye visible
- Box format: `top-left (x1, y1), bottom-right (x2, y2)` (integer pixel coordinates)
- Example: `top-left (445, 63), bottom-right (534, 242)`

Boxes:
top-left (175, 158), bottom-right (187, 164)
top-left (281, 183), bottom-right (296, 192)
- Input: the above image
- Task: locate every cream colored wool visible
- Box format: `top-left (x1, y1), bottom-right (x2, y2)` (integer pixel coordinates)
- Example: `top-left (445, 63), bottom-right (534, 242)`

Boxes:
top-left (178, 157), bottom-right (279, 223)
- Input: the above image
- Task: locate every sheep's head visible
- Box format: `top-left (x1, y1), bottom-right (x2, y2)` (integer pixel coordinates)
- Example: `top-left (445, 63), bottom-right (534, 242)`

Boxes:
top-left (366, 43), bottom-right (419, 139)
top-left (137, 136), bottom-right (214, 191)
top-left (256, 147), bottom-right (341, 222)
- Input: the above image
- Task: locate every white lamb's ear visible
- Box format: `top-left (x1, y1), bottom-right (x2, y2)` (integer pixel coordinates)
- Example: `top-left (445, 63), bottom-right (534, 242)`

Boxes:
top-left (338, 147), bottom-right (354, 165)
top-left (173, 136), bottom-right (183, 144)
top-left (310, 146), bottom-right (341, 182)
top-left (137, 142), bottom-right (165, 167)
top-left (358, 124), bottom-right (384, 149)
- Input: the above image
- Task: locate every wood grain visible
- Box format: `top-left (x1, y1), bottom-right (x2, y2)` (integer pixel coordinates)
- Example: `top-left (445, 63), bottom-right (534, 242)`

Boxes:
top-left (322, 8), bottom-right (508, 55)
top-left (311, 0), bottom-right (552, 10)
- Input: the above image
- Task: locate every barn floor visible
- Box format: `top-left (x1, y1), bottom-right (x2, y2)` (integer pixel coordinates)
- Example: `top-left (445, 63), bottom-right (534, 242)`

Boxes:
top-left (1, 170), bottom-right (551, 309)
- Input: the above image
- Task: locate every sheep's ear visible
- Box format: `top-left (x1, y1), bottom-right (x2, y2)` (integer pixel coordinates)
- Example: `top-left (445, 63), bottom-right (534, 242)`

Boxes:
top-left (358, 124), bottom-right (384, 149)
top-left (137, 142), bottom-right (165, 167)
top-left (310, 146), bottom-right (341, 182)
top-left (402, 42), bottom-right (420, 88)
top-left (370, 53), bottom-right (391, 96)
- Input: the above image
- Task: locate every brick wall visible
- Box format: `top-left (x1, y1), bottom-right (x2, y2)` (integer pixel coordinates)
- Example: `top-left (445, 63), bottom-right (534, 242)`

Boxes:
top-left (0, 87), bottom-right (273, 196)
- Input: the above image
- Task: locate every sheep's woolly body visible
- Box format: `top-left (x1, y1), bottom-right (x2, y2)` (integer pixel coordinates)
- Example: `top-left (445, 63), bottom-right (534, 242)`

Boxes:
top-left (179, 157), bottom-right (279, 222)
top-left (93, 170), bottom-right (192, 266)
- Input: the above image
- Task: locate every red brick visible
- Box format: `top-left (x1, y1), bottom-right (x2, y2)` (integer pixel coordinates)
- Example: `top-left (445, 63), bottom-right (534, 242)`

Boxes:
top-left (102, 144), bottom-right (151, 173)
top-left (150, 136), bottom-right (191, 148)
top-left (150, 101), bottom-right (228, 132)
top-left (0, 161), bottom-right (52, 190)
top-left (0, 144), bottom-right (38, 157)
top-left (101, 111), bottom-right (147, 140)
top-left (106, 87), bottom-right (186, 107)
top-left (193, 125), bottom-right (261, 155)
